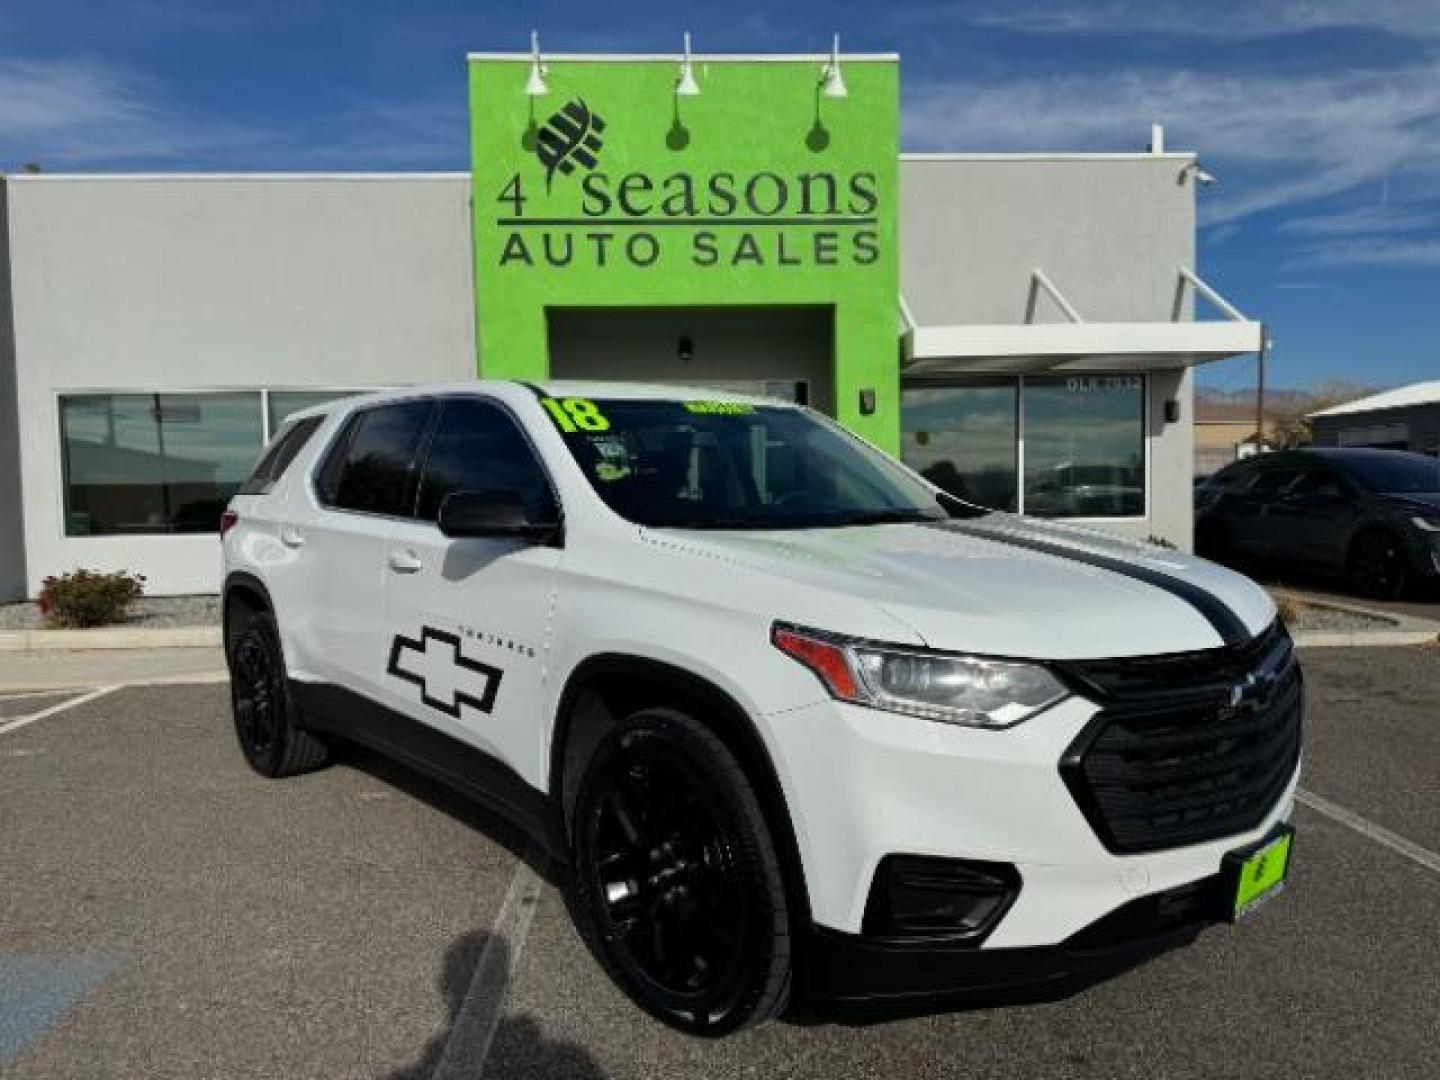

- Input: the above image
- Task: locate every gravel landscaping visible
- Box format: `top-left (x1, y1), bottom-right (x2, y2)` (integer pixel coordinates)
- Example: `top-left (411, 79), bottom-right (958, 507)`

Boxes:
top-left (0, 595), bottom-right (221, 633)
top-left (1284, 600), bottom-right (1399, 635)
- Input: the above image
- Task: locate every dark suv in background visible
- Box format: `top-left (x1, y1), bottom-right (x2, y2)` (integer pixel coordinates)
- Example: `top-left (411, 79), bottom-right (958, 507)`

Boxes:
top-left (1195, 448), bottom-right (1440, 599)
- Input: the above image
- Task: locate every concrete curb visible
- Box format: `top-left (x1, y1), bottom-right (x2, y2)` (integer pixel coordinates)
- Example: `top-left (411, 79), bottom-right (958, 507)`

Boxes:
top-left (1293, 629), bottom-right (1439, 648)
top-left (0, 626), bottom-right (222, 652)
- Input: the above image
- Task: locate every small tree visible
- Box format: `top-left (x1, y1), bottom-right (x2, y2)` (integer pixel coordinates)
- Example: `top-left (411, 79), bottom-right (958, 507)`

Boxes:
top-left (1270, 381), bottom-right (1375, 449)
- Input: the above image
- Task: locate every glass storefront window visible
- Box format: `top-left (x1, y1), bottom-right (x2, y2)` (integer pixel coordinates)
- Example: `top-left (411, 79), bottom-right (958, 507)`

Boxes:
top-left (901, 374), bottom-right (1146, 519)
top-left (267, 389), bottom-right (367, 433)
top-left (60, 393), bottom-right (264, 535)
top-left (901, 382), bottom-right (1019, 511)
top-left (1022, 375), bottom-right (1145, 518)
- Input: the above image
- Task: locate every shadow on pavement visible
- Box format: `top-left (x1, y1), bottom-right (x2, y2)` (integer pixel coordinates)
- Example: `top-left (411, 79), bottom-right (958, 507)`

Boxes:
top-left (334, 742), bottom-right (564, 888)
top-left (389, 930), bottom-right (606, 1080)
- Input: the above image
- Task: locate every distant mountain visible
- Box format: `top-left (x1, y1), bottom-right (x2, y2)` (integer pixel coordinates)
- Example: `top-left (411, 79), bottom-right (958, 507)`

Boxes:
top-left (1194, 382), bottom-right (1379, 423)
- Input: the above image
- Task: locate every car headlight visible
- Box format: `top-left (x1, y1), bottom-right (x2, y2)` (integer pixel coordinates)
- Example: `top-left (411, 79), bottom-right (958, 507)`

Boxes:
top-left (1411, 516), bottom-right (1440, 533)
top-left (772, 624), bottom-right (1069, 728)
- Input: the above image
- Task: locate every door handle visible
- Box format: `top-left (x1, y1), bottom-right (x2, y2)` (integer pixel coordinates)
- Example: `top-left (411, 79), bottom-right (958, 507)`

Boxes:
top-left (279, 525), bottom-right (305, 549)
top-left (388, 549), bottom-right (423, 574)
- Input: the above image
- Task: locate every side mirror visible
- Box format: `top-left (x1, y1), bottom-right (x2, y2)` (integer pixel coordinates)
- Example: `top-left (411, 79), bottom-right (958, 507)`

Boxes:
top-left (437, 490), bottom-right (560, 542)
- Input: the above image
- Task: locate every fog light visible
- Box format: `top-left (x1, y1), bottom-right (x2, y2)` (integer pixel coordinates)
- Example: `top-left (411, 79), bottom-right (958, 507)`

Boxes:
top-left (862, 855), bottom-right (1021, 942)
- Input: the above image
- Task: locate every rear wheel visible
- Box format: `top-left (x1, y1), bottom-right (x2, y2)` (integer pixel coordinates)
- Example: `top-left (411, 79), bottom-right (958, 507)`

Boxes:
top-left (226, 605), bottom-right (330, 777)
top-left (571, 708), bottom-right (790, 1036)
top-left (1348, 530), bottom-right (1407, 600)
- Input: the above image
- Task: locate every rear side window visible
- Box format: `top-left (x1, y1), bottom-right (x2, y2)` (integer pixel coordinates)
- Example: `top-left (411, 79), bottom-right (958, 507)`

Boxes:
top-left (317, 400), bottom-right (435, 516)
top-left (416, 398), bottom-right (557, 522)
top-left (239, 416), bottom-right (324, 496)
top-left (1246, 467), bottom-right (1302, 495)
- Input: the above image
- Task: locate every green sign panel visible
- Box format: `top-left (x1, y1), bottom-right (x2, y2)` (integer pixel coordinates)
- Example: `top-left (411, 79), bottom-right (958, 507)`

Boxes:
top-left (469, 54), bottom-right (900, 449)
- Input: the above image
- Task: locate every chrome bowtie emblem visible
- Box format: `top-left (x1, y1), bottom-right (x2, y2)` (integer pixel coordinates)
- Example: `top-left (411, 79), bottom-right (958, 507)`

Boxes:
top-left (1229, 671), bottom-right (1275, 711)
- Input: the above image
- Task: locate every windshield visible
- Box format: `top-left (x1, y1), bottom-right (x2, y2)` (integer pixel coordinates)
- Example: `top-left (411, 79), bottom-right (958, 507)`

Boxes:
top-left (543, 397), bottom-right (955, 529)
top-left (1337, 452), bottom-right (1440, 494)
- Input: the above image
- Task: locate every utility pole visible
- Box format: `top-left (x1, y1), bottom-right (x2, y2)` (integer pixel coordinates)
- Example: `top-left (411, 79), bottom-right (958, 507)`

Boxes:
top-left (1256, 324), bottom-right (1269, 452)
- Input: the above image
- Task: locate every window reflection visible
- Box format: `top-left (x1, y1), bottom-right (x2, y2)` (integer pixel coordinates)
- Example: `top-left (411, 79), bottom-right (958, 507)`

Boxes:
top-left (901, 383), bottom-right (1019, 511)
top-left (60, 393), bottom-right (265, 535)
top-left (900, 375), bottom-right (1146, 519)
top-left (1023, 376), bottom-right (1145, 518)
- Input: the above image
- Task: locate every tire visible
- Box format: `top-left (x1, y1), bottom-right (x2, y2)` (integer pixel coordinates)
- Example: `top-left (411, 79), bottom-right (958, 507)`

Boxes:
top-left (1348, 529), bottom-right (1408, 600)
top-left (570, 707), bottom-right (791, 1036)
top-left (226, 605), bottom-right (330, 778)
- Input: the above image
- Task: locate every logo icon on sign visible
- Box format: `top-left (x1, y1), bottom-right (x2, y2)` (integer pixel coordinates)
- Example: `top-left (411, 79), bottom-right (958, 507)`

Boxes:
top-left (535, 98), bottom-right (606, 190)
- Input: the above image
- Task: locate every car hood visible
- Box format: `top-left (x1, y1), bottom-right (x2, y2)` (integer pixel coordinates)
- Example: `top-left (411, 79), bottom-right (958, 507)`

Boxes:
top-left (654, 514), bottom-right (1274, 660)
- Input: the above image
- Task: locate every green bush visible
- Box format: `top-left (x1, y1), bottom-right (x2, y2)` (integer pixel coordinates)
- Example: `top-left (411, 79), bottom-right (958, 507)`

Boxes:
top-left (37, 569), bottom-right (146, 628)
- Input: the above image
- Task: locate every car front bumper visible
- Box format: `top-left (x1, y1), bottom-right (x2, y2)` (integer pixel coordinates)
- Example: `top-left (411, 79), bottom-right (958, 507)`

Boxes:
top-left (797, 866), bottom-right (1232, 1006)
top-left (764, 693), bottom-right (1299, 950)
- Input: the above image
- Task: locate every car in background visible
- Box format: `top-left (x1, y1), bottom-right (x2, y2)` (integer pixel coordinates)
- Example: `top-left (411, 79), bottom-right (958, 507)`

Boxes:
top-left (1195, 448), bottom-right (1440, 599)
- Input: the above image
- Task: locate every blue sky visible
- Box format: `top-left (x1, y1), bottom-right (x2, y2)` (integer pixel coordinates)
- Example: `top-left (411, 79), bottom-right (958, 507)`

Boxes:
top-left (3, 1), bottom-right (1438, 393)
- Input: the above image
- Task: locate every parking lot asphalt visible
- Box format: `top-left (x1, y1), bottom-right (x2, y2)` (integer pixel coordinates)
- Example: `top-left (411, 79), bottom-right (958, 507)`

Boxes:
top-left (2, 648), bottom-right (1438, 1079)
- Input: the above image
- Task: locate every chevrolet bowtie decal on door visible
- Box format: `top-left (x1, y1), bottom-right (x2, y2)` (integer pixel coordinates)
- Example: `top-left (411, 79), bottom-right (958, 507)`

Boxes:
top-left (535, 98), bottom-right (606, 189)
top-left (387, 627), bottom-right (503, 718)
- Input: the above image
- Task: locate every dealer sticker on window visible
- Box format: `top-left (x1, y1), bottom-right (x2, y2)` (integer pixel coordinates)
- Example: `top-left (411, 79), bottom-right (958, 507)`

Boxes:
top-left (1229, 828), bottom-right (1294, 919)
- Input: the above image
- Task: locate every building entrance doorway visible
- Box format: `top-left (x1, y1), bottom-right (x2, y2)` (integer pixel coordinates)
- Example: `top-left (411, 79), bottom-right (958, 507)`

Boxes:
top-left (546, 307), bottom-right (834, 414)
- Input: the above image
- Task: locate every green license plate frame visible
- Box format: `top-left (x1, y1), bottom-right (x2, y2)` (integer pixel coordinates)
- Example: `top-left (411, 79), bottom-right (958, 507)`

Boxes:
top-left (1223, 825), bottom-right (1295, 920)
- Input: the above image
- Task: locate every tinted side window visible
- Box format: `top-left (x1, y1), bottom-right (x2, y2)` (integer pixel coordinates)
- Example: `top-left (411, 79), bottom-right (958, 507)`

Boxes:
top-left (240, 416), bottom-right (324, 496)
top-left (1288, 468), bottom-right (1346, 498)
top-left (1246, 467), bottom-right (1301, 495)
top-left (322, 400), bottom-right (435, 515)
top-left (417, 398), bottom-right (556, 523)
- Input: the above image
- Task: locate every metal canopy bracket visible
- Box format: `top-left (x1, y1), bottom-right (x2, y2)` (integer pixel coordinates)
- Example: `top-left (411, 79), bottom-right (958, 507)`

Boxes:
top-left (901, 266), bottom-right (1263, 371)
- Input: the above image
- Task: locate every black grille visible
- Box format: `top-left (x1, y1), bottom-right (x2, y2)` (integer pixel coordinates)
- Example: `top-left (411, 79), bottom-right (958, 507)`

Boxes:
top-left (1058, 622), bottom-right (1302, 854)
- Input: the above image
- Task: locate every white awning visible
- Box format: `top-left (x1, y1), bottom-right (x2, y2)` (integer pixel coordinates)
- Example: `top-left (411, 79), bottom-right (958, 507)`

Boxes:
top-left (901, 268), bottom-right (1263, 374)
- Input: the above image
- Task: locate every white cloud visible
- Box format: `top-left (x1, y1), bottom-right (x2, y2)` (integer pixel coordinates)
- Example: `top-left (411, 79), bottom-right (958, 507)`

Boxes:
top-left (0, 57), bottom-right (254, 167)
top-left (1296, 238), bottom-right (1440, 267)
top-left (953, 0), bottom-right (1440, 39)
top-left (1280, 203), bottom-right (1440, 236)
top-left (0, 56), bottom-right (465, 172)
top-left (902, 64), bottom-right (1440, 225)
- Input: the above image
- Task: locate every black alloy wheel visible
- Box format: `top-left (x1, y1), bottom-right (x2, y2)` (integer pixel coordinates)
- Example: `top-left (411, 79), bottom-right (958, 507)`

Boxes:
top-left (572, 708), bottom-right (790, 1035)
top-left (226, 607), bottom-right (330, 778)
top-left (1349, 530), bottom-right (1407, 600)
top-left (232, 630), bottom-right (282, 765)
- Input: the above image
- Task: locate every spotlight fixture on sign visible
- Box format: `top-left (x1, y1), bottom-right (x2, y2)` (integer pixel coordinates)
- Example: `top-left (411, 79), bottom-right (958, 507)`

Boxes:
top-left (525, 30), bottom-right (549, 97)
top-left (676, 32), bottom-right (701, 96)
top-left (820, 34), bottom-right (847, 99)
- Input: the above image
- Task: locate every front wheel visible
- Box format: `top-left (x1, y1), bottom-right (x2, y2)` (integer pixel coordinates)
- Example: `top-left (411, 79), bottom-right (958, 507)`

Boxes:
top-left (1348, 530), bottom-right (1407, 600)
top-left (571, 708), bottom-right (791, 1036)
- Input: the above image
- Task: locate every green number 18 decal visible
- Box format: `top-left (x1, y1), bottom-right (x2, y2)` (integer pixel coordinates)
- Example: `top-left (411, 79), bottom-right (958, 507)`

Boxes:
top-left (541, 397), bottom-right (610, 433)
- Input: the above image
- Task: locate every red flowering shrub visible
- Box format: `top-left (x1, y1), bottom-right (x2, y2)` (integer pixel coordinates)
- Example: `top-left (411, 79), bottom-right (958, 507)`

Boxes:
top-left (37, 569), bottom-right (146, 628)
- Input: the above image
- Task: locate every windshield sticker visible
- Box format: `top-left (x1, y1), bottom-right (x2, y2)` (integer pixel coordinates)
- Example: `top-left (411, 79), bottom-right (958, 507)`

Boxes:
top-left (541, 397), bottom-right (611, 433)
top-left (683, 401), bottom-right (756, 416)
top-left (595, 461), bottom-right (631, 482)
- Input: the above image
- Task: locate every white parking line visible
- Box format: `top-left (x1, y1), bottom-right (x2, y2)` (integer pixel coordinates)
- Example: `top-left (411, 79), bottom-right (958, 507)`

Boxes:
top-left (0, 688), bottom-right (86, 701)
top-left (0, 686), bottom-right (121, 737)
top-left (432, 848), bottom-right (549, 1080)
top-left (1297, 787), bottom-right (1440, 875)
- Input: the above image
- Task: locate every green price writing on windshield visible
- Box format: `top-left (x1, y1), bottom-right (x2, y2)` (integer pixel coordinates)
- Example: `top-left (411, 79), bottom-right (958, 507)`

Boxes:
top-left (541, 397), bottom-right (610, 433)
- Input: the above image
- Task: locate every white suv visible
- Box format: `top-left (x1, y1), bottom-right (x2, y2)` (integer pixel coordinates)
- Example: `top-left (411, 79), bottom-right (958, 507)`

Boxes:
top-left (222, 381), bottom-right (1301, 1035)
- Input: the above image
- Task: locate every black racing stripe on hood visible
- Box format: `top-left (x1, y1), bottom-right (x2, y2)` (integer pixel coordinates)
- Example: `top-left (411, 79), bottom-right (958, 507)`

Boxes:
top-left (930, 521), bottom-right (1253, 648)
